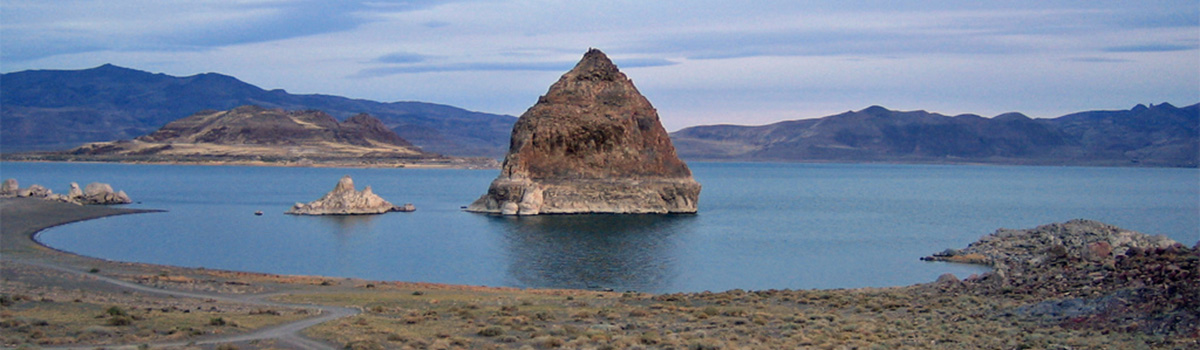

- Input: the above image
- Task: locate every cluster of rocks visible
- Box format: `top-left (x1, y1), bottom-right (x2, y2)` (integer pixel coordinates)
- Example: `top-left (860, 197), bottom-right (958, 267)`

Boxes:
top-left (924, 219), bottom-right (1177, 276)
top-left (287, 175), bottom-right (414, 215)
top-left (924, 219), bottom-right (1196, 336)
top-left (466, 49), bottom-right (700, 215)
top-left (0, 178), bottom-right (132, 205)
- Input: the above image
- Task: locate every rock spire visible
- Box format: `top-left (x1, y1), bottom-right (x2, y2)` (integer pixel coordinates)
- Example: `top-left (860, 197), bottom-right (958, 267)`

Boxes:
top-left (467, 49), bottom-right (700, 215)
top-left (287, 175), bottom-right (414, 215)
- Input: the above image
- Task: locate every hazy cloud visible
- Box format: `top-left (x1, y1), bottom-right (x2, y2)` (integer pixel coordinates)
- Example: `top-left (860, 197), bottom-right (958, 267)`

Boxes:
top-left (1103, 43), bottom-right (1199, 53)
top-left (0, 0), bottom-right (460, 61)
top-left (1067, 57), bottom-right (1134, 63)
top-left (376, 52), bottom-right (433, 64)
top-left (356, 57), bottom-right (677, 77)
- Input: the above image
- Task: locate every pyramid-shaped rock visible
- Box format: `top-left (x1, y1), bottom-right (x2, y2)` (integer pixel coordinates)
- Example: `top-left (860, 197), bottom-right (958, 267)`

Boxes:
top-left (467, 49), bottom-right (700, 215)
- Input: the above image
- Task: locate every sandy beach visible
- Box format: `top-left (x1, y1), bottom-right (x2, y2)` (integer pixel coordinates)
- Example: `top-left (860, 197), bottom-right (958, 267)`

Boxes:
top-left (2, 197), bottom-right (1194, 349)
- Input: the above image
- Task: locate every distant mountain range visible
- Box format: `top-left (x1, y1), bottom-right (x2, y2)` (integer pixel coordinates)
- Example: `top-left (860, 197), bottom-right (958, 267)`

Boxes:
top-left (3, 64), bottom-right (1195, 167)
top-left (1, 64), bottom-right (517, 157)
top-left (671, 104), bottom-right (1199, 167)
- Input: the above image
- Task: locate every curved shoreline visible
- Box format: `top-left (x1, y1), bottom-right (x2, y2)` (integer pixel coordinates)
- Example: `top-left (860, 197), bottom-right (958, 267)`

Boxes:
top-left (4, 198), bottom-right (1195, 349)
top-left (0, 198), bottom-right (359, 349)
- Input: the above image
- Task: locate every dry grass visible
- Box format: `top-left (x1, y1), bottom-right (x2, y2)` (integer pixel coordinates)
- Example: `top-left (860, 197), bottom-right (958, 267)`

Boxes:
top-left (282, 286), bottom-right (1182, 349)
top-left (0, 295), bottom-right (308, 347)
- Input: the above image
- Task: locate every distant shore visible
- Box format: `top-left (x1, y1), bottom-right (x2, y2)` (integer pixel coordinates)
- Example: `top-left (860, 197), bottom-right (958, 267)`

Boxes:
top-left (0, 155), bottom-right (501, 169)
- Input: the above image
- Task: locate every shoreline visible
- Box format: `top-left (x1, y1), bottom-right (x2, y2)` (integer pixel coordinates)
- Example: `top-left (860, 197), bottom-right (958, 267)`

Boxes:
top-left (2, 198), bottom-right (1194, 349)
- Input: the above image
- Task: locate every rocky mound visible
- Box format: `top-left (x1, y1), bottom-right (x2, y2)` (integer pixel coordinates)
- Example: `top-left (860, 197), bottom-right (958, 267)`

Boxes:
top-left (62, 106), bottom-right (445, 165)
top-left (466, 49), bottom-right (700, 215)
top-left (287, 176), bottom-right (413, 215)
top-left (0, 178), bottom-right (132, 205)
top-left (924, 219), bottom-right (1197, 337)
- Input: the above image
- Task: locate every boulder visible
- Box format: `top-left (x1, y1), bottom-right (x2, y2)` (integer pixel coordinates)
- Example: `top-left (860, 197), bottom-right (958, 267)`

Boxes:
top-left (18, 184), bottom-right (52, 198)
top-left (466, 49), bottom-right (701, 215)
top-left (81, 182), bottom-right (133, 204)
top-left (287, 175), bottom-right (408, 215)
top-left (1, 179), bottom-right (18, 196)
top-left (68, 182), bottom-right (84, 200)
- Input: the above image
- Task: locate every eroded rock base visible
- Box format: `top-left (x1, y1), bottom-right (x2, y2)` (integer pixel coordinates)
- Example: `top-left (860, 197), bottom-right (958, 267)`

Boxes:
top-left (466, 177), bottom-right (699, 215)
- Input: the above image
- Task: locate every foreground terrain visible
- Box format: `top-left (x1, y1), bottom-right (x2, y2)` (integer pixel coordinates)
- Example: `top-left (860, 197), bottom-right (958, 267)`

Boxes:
top-left (2, 198), bottom-right (1196, 349)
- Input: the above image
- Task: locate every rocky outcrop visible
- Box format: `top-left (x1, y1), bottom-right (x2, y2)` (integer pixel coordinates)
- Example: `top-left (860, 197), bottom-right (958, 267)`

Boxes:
top-left (923, 219), bottom-right (1177, 274)
top-left (923, 220), bottom-right (1196, 336)
top-left (81, 182), bottom-right (132, 204)
top-left (287, 175), bottom-right (412, 215)
top-left (466, 49), bottom-right (700, 215)
top-left (1, 179), bottom-right (18, 196)
top-left (0, 178), bottom-right (131, 204)
top-left (18, 184), bottom-right (52, 198)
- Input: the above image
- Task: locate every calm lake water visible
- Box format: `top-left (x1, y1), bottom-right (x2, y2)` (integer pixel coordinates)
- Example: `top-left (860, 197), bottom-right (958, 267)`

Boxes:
top-left (3, 161), bottom-right (1197, 293)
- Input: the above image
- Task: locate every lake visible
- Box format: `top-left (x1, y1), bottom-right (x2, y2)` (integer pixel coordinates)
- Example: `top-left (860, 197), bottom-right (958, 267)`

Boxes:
top-left (3, 161), bottom-right (1196, 293)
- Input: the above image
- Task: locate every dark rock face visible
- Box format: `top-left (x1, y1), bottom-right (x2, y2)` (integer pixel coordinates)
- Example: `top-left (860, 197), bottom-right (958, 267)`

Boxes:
top-left (467, 49), bottom-right (700, 215)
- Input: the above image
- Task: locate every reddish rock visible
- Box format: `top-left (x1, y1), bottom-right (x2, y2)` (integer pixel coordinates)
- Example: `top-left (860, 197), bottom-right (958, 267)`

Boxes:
top-left (1084, 241), bottom-right (1113, 262)
top-left (467, 49), bottom-right (700, 215)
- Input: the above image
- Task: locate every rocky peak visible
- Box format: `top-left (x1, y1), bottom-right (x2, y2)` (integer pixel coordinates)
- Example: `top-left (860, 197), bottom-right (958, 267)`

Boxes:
top-left (501, 49), bottom-right (692, 180)
top-left (570, 48), bottom-right (622, 82)
top-left (287, 175), bottom-right (414, 215)
top-left (468, 49), bottom-right (700, 215)
top-left (333, 175), bottom-right (355, 193)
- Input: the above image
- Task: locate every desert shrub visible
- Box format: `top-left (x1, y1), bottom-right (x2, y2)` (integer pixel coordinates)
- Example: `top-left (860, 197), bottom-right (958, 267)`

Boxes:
top-left (477, 326), bottom-right (505, 337)
top-left (344, 339), bottom-right (383, 350)
top-left (210, 317), bottom-right (226, 326)
top-left (106, 306), bottom-right (127, 316)
top-left (108, 315), bottom-right (133, 326)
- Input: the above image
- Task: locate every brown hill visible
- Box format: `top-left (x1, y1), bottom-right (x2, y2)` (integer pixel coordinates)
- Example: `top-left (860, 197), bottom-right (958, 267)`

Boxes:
top-left (56, 105), bottom-right (481, 167)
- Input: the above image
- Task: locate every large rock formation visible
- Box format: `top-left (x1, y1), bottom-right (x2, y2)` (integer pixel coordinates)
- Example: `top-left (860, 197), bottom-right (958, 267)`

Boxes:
top-left (287, 175), bottom-right (412, 215)
top-left (467, 49), bottom-right (700, 215)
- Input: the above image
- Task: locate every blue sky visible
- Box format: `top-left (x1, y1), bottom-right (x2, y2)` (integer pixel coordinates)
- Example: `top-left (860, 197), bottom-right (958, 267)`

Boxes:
top-left (2, 0), bottom-right (1197, 131)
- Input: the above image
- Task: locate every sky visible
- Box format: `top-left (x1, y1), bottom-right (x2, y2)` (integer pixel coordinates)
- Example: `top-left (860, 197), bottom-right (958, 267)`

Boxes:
top-left (2, 0), bottom-right (1197, 131)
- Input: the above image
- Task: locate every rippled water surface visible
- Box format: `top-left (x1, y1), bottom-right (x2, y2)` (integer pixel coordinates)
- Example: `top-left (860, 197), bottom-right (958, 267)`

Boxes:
top-left (5, 161), bottom-right (1196, 293)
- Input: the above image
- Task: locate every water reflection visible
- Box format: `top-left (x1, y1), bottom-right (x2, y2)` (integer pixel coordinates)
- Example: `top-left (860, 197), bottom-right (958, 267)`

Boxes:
top-left (313, 214), bottom-right (380, 239)
top-left (491, 215), bottom-right (696, 292)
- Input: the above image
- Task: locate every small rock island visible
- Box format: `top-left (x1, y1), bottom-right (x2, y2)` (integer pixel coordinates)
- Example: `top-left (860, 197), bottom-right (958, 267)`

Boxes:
top-left (467, 49), bottom-right (701, 215)
top-left (287, 175), bottom-right (413, 215)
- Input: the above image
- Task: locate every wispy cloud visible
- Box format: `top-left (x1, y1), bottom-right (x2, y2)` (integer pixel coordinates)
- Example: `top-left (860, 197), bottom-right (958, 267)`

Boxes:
top-left (0, 0), bottom-right (459, 61)
top-left (1103, 43), bottom-right (1199, 53)
top-left (1067, 57), bottom-right (1133, 63)
top-left (376, 52), bottom-right (434, 64)
top-left (355, 57), bottom-right (677, 77)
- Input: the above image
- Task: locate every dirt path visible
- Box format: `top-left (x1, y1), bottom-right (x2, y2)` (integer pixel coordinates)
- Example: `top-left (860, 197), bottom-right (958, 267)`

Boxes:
top-left (1, 198), bottom-right (359, 349)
